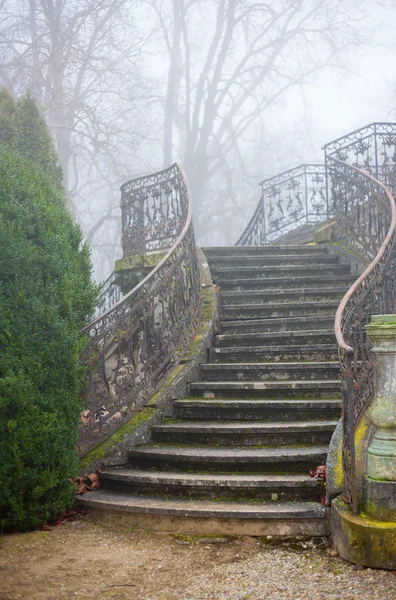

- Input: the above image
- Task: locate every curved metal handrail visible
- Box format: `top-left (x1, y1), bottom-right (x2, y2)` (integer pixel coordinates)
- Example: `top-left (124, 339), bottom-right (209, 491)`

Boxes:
top-left (330, 155), bottom-right (396, 512)
top-left (78, 163), bottom-right (201, 456)
top-left (120, 163), bottom-right (188, 256)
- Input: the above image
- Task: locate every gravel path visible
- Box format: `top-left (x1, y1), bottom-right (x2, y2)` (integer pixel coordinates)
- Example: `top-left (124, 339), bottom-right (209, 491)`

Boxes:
top-left (1, 520), bottom-right (395, 600)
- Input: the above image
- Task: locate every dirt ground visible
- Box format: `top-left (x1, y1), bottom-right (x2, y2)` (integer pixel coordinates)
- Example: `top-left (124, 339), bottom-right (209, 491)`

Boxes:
top-left (1, 518), bottom-right (396, 600)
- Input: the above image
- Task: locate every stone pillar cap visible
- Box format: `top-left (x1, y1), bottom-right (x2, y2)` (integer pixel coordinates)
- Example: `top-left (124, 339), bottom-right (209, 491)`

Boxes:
top-left (366, 314), bottom-right (396, 341)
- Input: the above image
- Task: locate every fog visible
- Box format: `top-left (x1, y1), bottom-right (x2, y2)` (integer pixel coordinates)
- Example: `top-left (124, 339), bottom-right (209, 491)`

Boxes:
top-left (0, 0), bottom-right (395, 280)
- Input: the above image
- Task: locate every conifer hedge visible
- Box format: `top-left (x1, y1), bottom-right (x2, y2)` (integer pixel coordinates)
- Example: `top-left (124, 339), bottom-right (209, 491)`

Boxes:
top-left (0, 116), bottom-right (97, 529)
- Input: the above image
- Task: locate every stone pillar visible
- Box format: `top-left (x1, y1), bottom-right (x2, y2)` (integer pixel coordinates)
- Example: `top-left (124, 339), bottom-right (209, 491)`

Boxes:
top-left (364, 315), bottom-right (396, 521)
top-left (331, 314), bottom-right (396, 569)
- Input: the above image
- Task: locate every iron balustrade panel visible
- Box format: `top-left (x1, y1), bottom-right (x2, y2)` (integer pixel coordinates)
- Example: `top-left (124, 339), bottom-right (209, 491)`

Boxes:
top-left (324, 122), bottom-right (396, 196)
top-left (330, 156), bottom-right (396, 512)
top-left (95, 272), bottom-right (123, 318)
top-left (237, 164), bottom-right (328, 246)
top-left (120, 163), bottom-right (188, 257)
top-left (79, 164), bottom-right (201, 456)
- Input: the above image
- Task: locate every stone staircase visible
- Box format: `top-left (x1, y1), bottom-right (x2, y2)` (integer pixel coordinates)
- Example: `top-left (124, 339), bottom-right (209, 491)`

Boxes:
top-left (79, 245), bottom-right (354, 535)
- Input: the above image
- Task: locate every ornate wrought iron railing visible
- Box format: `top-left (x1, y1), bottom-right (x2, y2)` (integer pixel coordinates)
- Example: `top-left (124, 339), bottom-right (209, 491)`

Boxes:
top-left (324, 122), bottom-right (396, 195)
top-left (120, 163), bottom-right (189, 256)
top-left (236, 164), bottom-right (328, 246)
top-left (236, 122), bottom-right (396, 512)
top-left (95, 272), bottom-right (122, 318)
top-left (78, 163), bottom-right (201, 456)
top-left (330, 156), bottom-right (396, 512)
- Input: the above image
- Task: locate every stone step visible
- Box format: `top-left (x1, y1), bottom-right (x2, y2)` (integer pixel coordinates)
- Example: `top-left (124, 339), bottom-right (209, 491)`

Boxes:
top-left (220, 301), bottom-right (340, 320)
top-left (215, 329), bottom-right (335, 347)
top-left (201, 362), bottom-right (340, 381)
top-left (99, 469), bottom-right (324, 502)
top-left (173, 398), bottom-right (341, 421)
top-left (128, 444), bottom-right (329, 474)
top-left (77, 491), bottom-right (329, 536)
top-left (216, 275), bottom-right (355, 291)
top-left (189, 380), bottom-right (341, 399)
top-left (151, 420), bottom-right (337, 446)
top-left (207, 253), bottom-right (338, 267)
top-left (202, 245), bottom-right (328, 257)
top-left (219, 315), bottom-right (335, 333)
top-left (212, 264), bottom-right (350, 281)
top-left (209, 344), bottom-right (338, 362)
top-left (220, 289), bottom-right (346, 306)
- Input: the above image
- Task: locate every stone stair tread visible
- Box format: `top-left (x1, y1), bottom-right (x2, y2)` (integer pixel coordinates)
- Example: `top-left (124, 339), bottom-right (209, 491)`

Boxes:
top-left (78, 491), bottom-right (326, 520)
top-left (221, 289), bottom-right (346, 297)
top-left (153, 420), bottom-right (338, 432)
top-left (222, 301), bottom-right (339, 309)
top-left (213, 263), bottom-right (346, 271)
top-left (203, 361), bottom-right (339, 369)
top-left (202, 245), bottom-right (328, 254)
top-left (216, 329), bottom-right (334, 340)
top-left (207, 254), bottom-right (337, 263)
top-left (191, 380), bottom-right (339, 389)
top-left (175, 398), bottom-right (340, 404)
top-left (210, 344), bottom-right (336, 353)
top-left (100, 469), bottom-right (320, 487)
top-left (220, 316), bottom-right (335, 326)
top-left (132, 445), bottom-right (328, 458)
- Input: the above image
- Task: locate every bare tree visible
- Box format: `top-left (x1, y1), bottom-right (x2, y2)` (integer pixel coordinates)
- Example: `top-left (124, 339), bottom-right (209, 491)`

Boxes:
top-left (0, 0), bottom-right (157, 277)
top-left (147, 0), bottom-right (370, 241)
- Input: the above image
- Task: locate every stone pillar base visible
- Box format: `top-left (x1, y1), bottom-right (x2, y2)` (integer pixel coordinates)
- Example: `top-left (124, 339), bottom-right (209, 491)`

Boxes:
top-left (364, 477), bottom-right (396, 522)
top-left (331, 497), bottom-right (396, 569)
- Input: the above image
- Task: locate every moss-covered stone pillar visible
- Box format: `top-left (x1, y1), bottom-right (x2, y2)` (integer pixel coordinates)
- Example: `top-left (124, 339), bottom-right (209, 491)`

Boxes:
top-left (364, 315), bottom-right (396, 521)
top-left (331, 314), bottom-right (396, 569)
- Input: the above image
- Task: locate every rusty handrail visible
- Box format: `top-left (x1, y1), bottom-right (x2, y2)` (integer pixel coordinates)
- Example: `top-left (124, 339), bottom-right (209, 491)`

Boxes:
top-left (329, 155), bottom-right (396, 512)
top-left (81, 163), bottom-right (193, 334)
top-left (79, 163), bottom-right (201, 456)
top-left (334, 159), bottom-right (396, 354)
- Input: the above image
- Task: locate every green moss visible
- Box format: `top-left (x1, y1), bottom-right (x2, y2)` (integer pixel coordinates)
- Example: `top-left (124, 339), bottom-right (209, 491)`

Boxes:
top-left (147, 364), bottom-right (185, 407)
top-left (80, 273), bottom-right (218, 471)
top-left (115, 252), bottom-right (166, 271)
top-left (79, 407), bottom-right (156, 470)
top-left (328, 240), bottom-right (369, 264)
top-left (201, 286), bottom-right (217, 322)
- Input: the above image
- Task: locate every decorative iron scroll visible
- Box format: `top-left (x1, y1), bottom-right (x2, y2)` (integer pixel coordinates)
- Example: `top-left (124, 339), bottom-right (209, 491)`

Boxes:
top-left (236, 164), bottom-right (328, 246)
top-left (120, 163), bottom-right (188, 257)
top-left (95, 272), bottom-right (122, 318)
top-left (324, 122), bottom-right (396, 196)
top-left (330, 156), bottom-right (396, 512)
top-left (78, 164), bottom-right (201, 456)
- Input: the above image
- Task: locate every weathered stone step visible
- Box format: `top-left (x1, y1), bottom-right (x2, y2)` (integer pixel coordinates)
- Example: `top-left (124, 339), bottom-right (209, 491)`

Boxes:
top-left (128, 444), bottom-right (329, 473)
top-left (216, 275), bottom-right (355, 290)
top-left (220, 289), bottom-right (346, 306)
top-left (215, 329), bottom-right (335, 347)
top-left (173, 398), bottom-right (341, 421)
top-left (219, 315), bottom-right (335, 333)
top-left (207, 254), bottom-right (339, 266)
top-left (190, 380), bottom-right (341, 399)
top-left (99, 469), bottom-right (324, 502)
top-left (213, 264), bottom-right (350, 281)
top-left (201, 362), bottom-right (340, 381)
top-left (220, 301), bottom-right (340, 320)
top-left (151, 420), bottom-right (337, 446)
top-left (77, 491), bottom-right (329, 536)
top-left (209, 344), bottom-right (338, 362)
top-left (202, 245), bottom-right (328, 257)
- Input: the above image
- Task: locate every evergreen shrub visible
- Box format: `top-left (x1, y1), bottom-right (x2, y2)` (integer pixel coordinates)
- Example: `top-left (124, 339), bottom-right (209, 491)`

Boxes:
top-left (0, 148), bottom-right (98, 531)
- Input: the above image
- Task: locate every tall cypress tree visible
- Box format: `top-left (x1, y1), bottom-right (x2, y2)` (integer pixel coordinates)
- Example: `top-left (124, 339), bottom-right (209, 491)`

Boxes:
top-left (0, 88), bottom-right (16, 150)
top-left (14, 93), bottom-right (63, 188)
